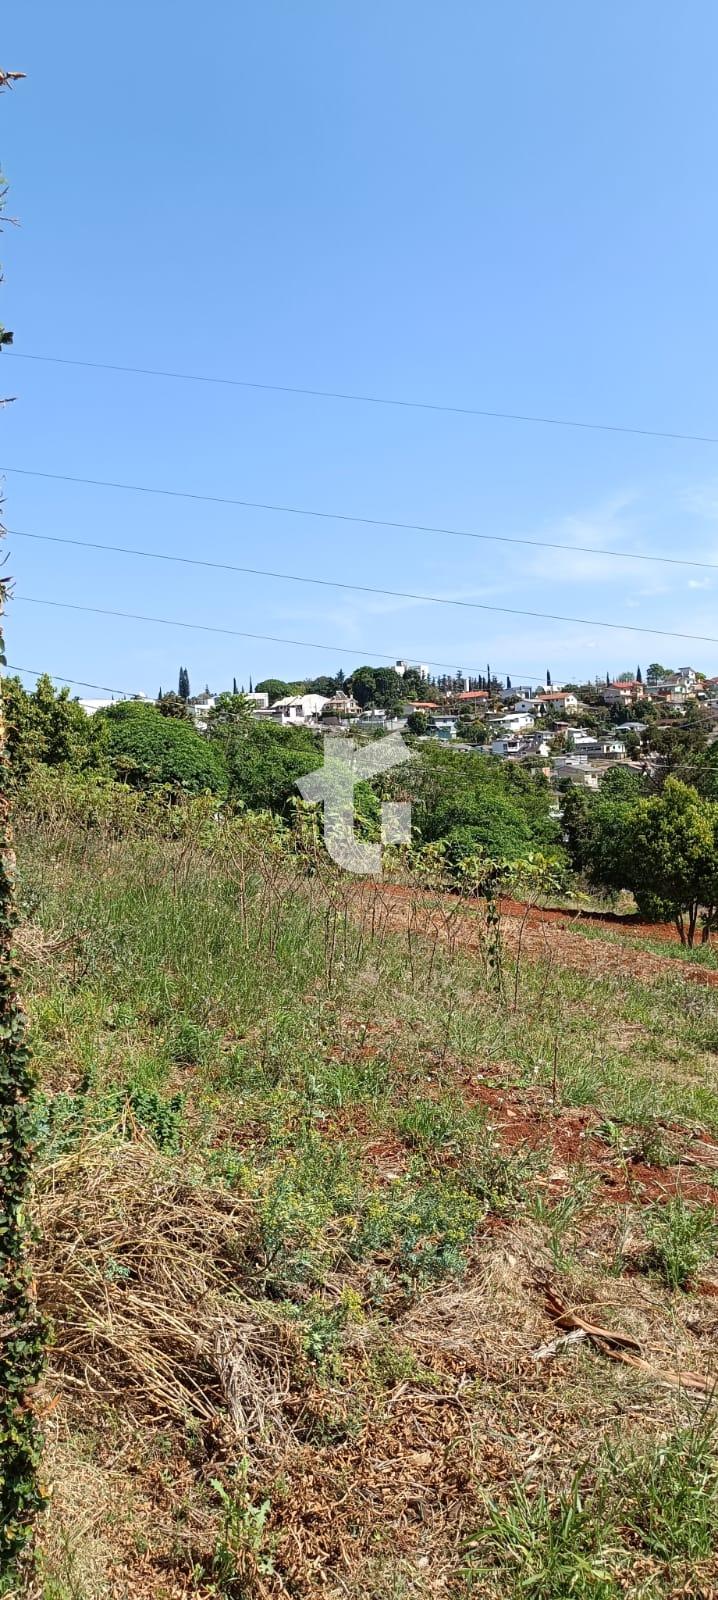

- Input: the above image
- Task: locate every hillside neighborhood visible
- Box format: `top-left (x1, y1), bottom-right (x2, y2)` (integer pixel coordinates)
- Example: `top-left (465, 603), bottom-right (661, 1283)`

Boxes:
top-left (76, 659), bottom-right (718, 794)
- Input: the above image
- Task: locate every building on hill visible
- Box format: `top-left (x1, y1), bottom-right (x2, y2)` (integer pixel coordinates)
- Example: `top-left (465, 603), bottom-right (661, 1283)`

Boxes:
top-left (355, 707), bottom-right (407, 732)
top-left (491, 735), bottom-right (530, 758)
top-left (321, 690), bottom-right (360, 718)
top-left (429, 715), bottom-right (459, 740)
top-left (500, 682), bottom-right (534, 701)
top-left (552, 755), bottom-right (600, 790)
top-left (188, 689), bottom-right (216, 728)
top-left (602, 680), bottom-right (645, 707)
top-left (488, 711), bottom-right (535, 734)
top-left (521, 691), bottom-right (579, 716)
top-left (644, 678), bottom-right (694, 707)
top-left (395, 659), bottom-right (429, 680)
top-left (80, 697), bottom-right (121, 715)
top-left (448, 689), bottom-right (490, 709)
top-left (263, 693), bottom-right (329, 724)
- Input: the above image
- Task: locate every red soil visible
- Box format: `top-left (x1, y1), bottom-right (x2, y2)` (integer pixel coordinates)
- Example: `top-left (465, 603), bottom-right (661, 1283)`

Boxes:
top-left (355, 881), bottom-right (718, 988)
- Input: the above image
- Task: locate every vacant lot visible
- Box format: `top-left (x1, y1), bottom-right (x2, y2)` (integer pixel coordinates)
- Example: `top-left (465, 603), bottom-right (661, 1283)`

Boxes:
top-left (19, 807), bottom-right (718, 1599)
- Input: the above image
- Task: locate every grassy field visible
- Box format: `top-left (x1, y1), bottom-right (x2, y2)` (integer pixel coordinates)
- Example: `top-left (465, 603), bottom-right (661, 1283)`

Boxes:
top-left (16, 802), bottom-right (718, 1599)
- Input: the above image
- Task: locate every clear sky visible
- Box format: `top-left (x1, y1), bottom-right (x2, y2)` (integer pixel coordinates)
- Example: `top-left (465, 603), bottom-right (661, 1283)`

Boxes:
top-left (2, 1), bottom-right (718, 697)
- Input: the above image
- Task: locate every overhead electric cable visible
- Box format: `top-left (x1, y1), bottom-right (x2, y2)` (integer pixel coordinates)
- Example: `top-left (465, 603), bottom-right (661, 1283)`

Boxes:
top-left (14, 592), bottom-right (718, 650)
top-left (7, 350), bottom-right (718, 447)
top-left (1, 466), bottom-right (716, 572)
top-left (3, 663), bottom-right (135, 695)
top-left (14, 527), bottom-right (718, 624)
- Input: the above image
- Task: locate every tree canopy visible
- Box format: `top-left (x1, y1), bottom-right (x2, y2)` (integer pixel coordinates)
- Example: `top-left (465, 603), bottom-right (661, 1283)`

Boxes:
top-left (389, 745), bottom-right (560, 863)
top-left (562, 775), bottom-right (718, 944)
top-left (211, 718), bottom-right (321, 813)
top-left (99, 702), bottom-right (227, 794)
top-left (3, 674), bottom-right (105, 781)
top-left (254, 678), bottom-right (306, 704)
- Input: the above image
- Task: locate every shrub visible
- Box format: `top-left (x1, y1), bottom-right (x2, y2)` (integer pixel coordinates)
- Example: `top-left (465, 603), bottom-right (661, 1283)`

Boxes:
top-left (99, 702), bottom-right (227, 795)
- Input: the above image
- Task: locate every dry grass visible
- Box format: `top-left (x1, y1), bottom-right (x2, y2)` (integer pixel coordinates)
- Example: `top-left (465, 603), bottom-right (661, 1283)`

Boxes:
top-left (33, 1142), bottom-right (718, 1597)
top-left (37, 1134), bottom-right (292, 1443)
top-left (16, 819), bottom-right (718, 1597)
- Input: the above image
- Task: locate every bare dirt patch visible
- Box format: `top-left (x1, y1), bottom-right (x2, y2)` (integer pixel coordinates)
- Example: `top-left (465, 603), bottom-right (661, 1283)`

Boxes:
top-left (356, 881), bottom-right (718, 988)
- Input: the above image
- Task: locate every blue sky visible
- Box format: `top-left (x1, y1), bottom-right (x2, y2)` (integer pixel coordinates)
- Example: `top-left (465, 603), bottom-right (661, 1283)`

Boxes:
top-left (3, 1), bottom-right (718, 697)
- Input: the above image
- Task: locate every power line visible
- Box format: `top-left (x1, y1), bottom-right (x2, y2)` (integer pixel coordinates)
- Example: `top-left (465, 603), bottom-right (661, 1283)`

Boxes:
top-left (8, 349), bottom-right (718, 448)
top-left (14, 527), bottom-right (718, 635)
top-left (14, 590), bottom-right (718, 650)
top-left (13, 595), bottom-right (486, 668)
top-left (2, 463), bottom-right (717, 573)
top-left (4, 663), bottom-right (134, 696)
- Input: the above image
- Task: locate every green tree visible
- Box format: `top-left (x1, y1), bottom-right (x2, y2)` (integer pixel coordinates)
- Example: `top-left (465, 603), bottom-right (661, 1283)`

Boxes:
top-left (394, 745), bottom-right (560, 862)
top-left (178, 666), bottom-right (190, 701)
top-left (304, 675), bottom-right (338, 696)
top-left (406, 711), bottom-right (430, 736)
top-left (628, 779), bottom-right (718, 944)
top-left (156, 690), bottom-right (190, 720)
top-left (565, 776), bottom-right (718, 945)
top-left (4, 674), bottom-right (105, 784)
top-left (99, 702), bottom-right (227, 794)
top-left (348, 666), bottom-right (404, 713)
top-left (206, 691), bottom-right (254, 735)
top-left (254, 678), bottom-right (304, 705)
top-left (222, 720), bottom-right (320, 813)
top-left (348, 667), bottom-right (377, 709)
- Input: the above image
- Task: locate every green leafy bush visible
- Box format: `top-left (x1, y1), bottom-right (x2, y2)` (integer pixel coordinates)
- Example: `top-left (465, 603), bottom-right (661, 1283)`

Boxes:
top-left (99, 701), bottom-right (227, 795)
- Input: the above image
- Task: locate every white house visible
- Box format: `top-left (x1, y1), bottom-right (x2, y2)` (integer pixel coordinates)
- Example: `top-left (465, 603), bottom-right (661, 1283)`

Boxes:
top-left (552, 756), bottom-right (600, 790)
top-left (79, 697), bottom-right (119, 716)
top-left (491, 736), bottom-right (528, 758)
top-left (430, 715), bottom-right (459, 740)
top-left (395, 660), bottom-right (429, 680)
top-left (267, 693), bottom-right (329, 724)
top-left (584, 738), bottom-right (626, 760)
top-left (488, 711), bottom-right (535, 734)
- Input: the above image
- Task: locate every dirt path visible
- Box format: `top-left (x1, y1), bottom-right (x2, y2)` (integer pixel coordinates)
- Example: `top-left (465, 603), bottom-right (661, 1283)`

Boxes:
top-left (356, 882), bottom-right (718, 989)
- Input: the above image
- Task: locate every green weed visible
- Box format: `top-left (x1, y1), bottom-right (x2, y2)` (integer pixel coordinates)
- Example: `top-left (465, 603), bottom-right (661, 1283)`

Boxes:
top-left (643, 1194), bottom-right (718, 1290)
top-left (209, 1462), bottom-right (274, 1591)
top-left (464, 1475), bottom-right (619, 1599)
